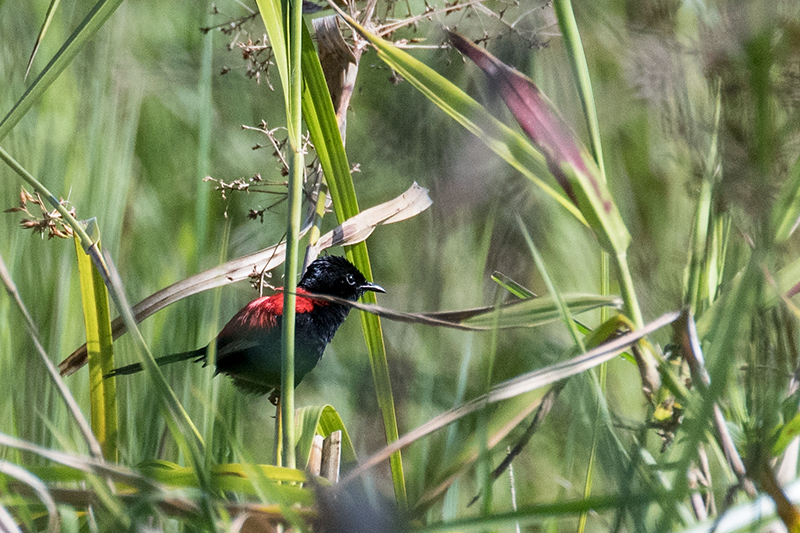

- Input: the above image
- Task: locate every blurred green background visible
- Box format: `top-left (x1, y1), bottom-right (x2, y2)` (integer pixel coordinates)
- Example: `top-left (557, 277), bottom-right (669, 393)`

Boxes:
top-left (2, 0), bottom-right (800, 530)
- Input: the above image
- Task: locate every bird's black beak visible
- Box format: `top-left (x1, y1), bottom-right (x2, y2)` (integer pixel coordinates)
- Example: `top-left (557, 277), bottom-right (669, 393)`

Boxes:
top-left (362, 281), bottom-right (386, 294)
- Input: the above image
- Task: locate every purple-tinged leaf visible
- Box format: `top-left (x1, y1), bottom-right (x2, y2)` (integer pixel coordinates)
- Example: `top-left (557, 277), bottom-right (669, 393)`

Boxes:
top-left (448, 31), bottom-right (630, 254)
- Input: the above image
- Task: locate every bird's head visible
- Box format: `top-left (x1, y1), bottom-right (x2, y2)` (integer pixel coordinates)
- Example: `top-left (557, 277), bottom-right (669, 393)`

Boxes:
top-left (299, 256), bottom-right (385, 301)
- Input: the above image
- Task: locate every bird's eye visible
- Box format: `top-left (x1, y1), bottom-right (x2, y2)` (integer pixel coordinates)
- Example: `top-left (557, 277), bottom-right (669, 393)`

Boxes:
top-left (345, 273), bottom-right (356, 285)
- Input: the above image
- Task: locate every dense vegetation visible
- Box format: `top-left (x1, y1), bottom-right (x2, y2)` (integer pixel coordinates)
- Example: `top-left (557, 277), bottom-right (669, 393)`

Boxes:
top-left (2, 0), bottom-right (800, 531)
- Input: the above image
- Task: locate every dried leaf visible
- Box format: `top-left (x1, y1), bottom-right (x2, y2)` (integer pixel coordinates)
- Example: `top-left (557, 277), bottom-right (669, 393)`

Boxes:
top-left (59, 183), bottom-right (432, 376)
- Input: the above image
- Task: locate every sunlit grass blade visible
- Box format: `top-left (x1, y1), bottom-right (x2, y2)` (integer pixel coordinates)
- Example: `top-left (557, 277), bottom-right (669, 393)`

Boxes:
top-left (73, 221), bottom-right (117, 462)
top-left (490, 271), bottom-right (536, 298)
top-left (254, 0), bottom-right (289, 109)
top-left (298, 18), bottom-right (407, 506)
top-left (0, 0), bottom-right (125, 142)
top-left (138, 461), bottom-right (313, 502)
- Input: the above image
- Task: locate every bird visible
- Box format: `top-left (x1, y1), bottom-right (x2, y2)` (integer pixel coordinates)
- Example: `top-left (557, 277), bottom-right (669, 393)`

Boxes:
top-left (105, 256), bottom-right (384, 403)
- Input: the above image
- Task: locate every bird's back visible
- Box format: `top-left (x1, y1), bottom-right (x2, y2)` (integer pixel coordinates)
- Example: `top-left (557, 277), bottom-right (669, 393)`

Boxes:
top-left (212, 295), bottom-right (350, 395)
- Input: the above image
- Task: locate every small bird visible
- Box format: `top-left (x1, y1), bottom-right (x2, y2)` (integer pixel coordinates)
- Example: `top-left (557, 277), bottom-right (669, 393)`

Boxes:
top-left (105, 256), bottom-right (384, 403)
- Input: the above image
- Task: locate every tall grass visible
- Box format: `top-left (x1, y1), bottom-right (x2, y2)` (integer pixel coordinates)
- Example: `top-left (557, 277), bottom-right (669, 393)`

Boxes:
top-left (2, 0), bottom-right (800, 531)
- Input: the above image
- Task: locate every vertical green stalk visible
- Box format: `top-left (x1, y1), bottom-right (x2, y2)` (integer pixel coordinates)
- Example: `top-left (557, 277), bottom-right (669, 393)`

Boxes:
top-left (552, 4), bottom-right (622, 530)
top-left (615, 252), bottom-right (643, 328)
top-left (683, 87), bottom-right (721, 313)
top-left (553, 0), bottom-right (605, 180)
top-left (280, 0), bottom-right (305, 471)
top-left (553, 0), bottom-right (644, 330)
top-left (194, 4), bottom-right (215, 261)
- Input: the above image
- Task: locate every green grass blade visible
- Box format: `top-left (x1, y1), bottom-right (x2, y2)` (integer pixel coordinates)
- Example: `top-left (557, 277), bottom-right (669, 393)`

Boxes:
top-left (518, 216), bottom-right (585, 352)
top-left (24, 0), bottom-right (62, 79)
top-left (295, 405), bottom-right (357, 468)
top-left (490, 271), bottom-right (536, 299)
top-left (553, 0), bottom-right (606, 181)
top-left (549, 15), bottom-right (610, 522)
top-left (73, 221), bottom-right (117, 462)
top-left (683, 88), bottom-right (721, 313)
top-left (0, 0), bottom-right (125, 142)
top-left (299, 20), bottom-right (407, 506)
top-left (254, 0), bottom-right (289, 108)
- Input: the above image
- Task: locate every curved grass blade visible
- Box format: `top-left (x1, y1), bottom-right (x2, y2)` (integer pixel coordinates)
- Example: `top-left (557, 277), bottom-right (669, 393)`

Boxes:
top-left (0, 504), bottom-right (21, 533)
top-left (57, 183), bottom-right (431, 376)
top-left (447, 31), bottom-right (629, 256)
top-left (316, 293), bottom-right (621, 331)
top-left (330, 9), bottom-right (586, 226)
top-left (0, 461), bottom-right (58, 532)
top-left (342, 311), bottom-right (680, 484)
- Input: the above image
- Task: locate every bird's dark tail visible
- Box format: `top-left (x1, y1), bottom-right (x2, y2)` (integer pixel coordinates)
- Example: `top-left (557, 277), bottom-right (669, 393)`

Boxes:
top-left (104, 348), bottom-right (206, 378)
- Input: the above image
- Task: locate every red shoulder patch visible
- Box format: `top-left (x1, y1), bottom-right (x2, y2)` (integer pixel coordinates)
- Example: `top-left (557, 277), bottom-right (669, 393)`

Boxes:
top-left (295, 287), bottom-right (325, 313)
top-left (218, 289), bottom-right (327, 338)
